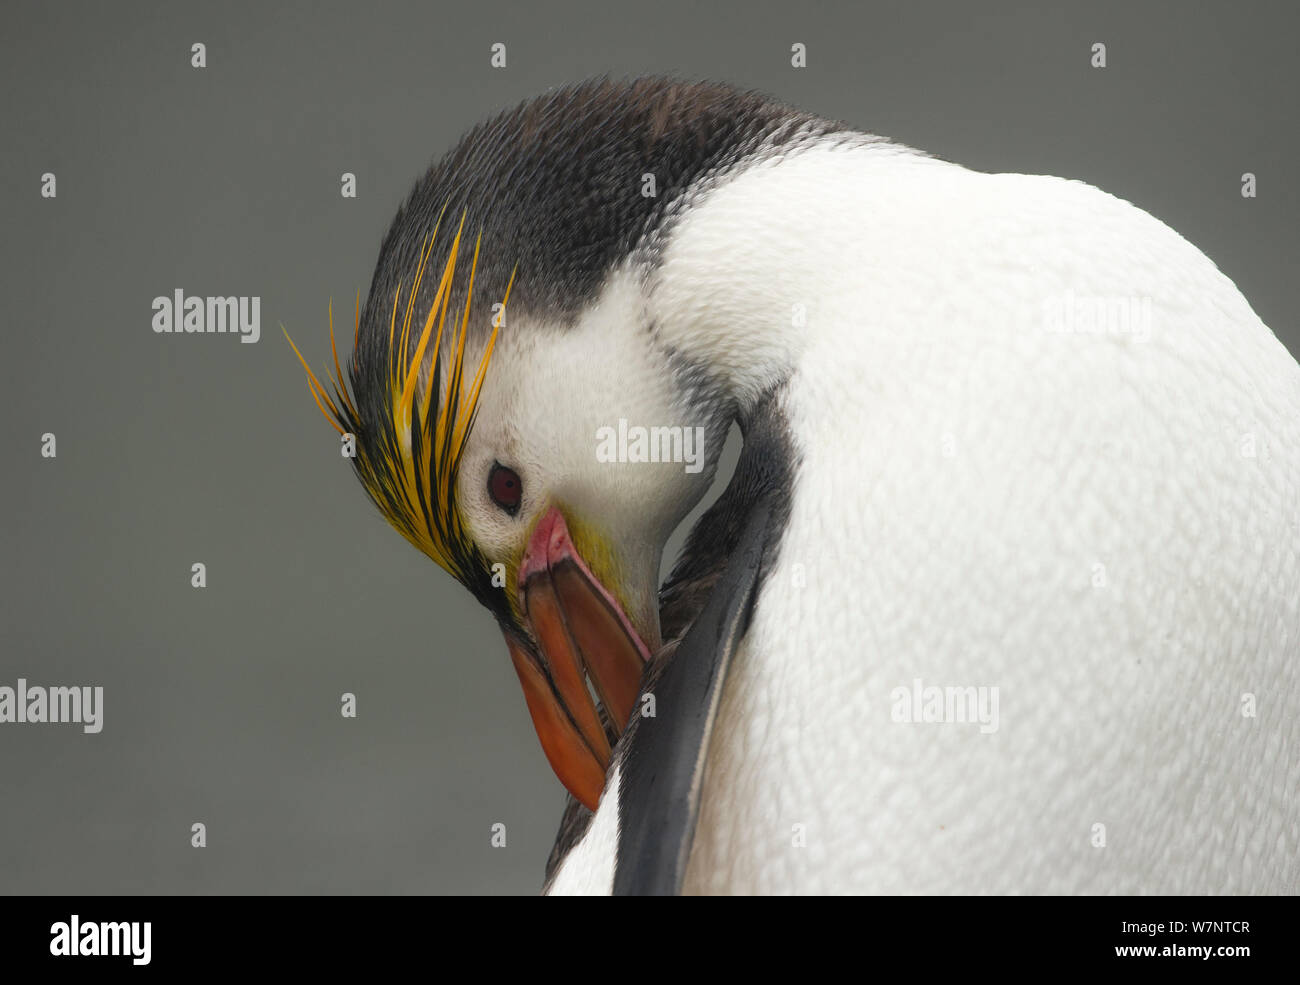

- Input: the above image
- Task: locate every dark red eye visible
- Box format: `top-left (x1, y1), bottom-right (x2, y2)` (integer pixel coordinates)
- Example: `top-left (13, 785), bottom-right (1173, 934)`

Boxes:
top-left (488, 463), bottom-right (522, 515)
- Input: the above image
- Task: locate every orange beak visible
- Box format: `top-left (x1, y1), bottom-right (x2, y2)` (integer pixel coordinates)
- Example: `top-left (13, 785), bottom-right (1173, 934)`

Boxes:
top-left (504, 507), bottom-right (651, 810)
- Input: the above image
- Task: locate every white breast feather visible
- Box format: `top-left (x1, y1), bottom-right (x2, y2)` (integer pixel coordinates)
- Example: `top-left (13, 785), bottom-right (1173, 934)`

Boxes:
top-left (551, 140), bottom-right (1300, 894)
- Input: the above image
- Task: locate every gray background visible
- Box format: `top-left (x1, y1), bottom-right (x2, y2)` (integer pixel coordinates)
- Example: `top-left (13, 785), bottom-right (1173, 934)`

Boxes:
top-left (1, 0), bottom-right (1295, 894)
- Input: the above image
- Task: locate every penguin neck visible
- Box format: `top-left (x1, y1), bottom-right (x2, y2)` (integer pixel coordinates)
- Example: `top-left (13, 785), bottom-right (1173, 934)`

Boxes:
top-left (643, 139), bottom-right (959, 424)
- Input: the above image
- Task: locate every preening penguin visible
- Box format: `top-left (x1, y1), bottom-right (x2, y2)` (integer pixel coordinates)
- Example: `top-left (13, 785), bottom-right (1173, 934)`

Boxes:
top-left (290, 77), bottom-right (1300, 895)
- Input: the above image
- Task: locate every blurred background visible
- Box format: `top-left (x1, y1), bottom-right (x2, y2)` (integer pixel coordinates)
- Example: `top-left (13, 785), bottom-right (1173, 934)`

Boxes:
top-left (1, 0), bottom-right (1295, 893)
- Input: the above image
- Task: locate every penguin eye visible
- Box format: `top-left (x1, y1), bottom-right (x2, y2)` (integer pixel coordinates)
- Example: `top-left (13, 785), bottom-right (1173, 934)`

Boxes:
top-left (488, 463), bottom-right (522, 515)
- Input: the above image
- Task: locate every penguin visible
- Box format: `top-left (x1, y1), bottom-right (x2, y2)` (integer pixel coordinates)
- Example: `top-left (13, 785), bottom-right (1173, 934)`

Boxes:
top-left (289, 76), bottom-right (1300, 895)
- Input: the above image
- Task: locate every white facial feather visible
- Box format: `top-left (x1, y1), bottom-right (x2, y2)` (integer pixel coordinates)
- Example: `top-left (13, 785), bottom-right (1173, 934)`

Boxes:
top-left (457, 273), bottom-right (724, 643)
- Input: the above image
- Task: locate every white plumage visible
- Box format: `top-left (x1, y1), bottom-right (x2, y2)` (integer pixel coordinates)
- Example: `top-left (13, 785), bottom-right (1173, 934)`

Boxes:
top-left (547, 139), bottom-right (1300, 894)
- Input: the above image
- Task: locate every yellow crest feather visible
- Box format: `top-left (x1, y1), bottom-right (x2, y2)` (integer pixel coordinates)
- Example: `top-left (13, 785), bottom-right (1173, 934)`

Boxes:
top-left (285, 213), bottom-right (516, 581)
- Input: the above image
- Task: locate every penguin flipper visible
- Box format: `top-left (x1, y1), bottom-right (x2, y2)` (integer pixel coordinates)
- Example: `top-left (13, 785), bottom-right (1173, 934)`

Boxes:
top-left (610, 491), bottom-right (774, 896)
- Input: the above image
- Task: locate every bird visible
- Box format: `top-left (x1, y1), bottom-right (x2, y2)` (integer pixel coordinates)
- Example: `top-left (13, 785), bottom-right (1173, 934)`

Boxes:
top-left (288, 76), bottom-right (1300, 895)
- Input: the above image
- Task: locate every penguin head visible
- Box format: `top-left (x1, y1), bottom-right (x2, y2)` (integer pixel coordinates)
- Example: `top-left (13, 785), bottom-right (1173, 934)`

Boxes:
top-left (289, 77), bottom-right (841, 807)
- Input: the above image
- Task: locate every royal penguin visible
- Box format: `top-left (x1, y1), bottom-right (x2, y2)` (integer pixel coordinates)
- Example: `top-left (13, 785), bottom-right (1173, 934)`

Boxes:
top-left (289, 76), bottom-right (1300, 895)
